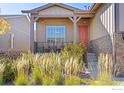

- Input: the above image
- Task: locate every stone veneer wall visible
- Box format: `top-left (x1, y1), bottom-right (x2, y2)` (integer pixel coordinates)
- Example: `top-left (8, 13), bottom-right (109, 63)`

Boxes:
top-left (89, 35), bottom-right (112, 55)
top-left (89, 33), bottom-right (124, 77)
top-left (115, 32), bottom-right (124, 77)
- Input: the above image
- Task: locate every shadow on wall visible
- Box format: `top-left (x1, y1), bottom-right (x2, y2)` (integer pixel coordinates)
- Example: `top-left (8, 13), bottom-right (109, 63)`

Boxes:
top-left (89, 4), bottom-right (114, 55)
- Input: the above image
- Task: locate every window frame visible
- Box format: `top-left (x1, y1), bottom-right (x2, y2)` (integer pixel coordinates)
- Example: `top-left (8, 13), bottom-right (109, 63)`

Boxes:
top-left (45, 25), bottom-right (66, 43)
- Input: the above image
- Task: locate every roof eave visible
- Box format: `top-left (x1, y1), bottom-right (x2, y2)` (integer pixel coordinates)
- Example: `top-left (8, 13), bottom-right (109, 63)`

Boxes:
top-left (21, 10), bottom-right (30, 13)
top-left (21, 10), bottom-right (39, 15)
top-left (90, 3), bottom-right (102, 12)
top-left (74, 10), bottom-right (95, 14)
top-left (21, 3), bottom-right (102, 14)
top-left (21, 3), bottom-right (82, 14)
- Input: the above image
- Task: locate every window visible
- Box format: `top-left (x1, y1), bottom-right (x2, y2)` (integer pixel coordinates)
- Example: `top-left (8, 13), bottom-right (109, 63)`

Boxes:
top-left (46, 26), bottom-right (65, 44)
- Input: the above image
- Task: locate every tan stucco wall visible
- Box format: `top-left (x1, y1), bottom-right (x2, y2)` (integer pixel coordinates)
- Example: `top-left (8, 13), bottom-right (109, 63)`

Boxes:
top-left (39, 6), bottom-right (74, 16)
top-left (89, 3), bottom-right (115, 41)
top-left (89, 3), bottom-right (115, 54)
top-left (36, 18), bottom-right (89, 43)
top-left (118, 3), bottom-right (124, 32)
top-left (37, 18), bottom-right (73, 43)
top-left (0, 16), bottom-right (30, 51)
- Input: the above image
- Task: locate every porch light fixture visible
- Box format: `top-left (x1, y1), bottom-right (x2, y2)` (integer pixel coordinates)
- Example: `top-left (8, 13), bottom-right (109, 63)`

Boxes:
top-left (82, 19), bottom-right (87, 24)
top-left (122, 32), bottom-right (124, 40)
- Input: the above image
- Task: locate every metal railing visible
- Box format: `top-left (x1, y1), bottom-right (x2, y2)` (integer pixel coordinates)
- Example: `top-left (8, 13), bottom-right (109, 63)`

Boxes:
top-left (34, 42), bottom-right (73, 53)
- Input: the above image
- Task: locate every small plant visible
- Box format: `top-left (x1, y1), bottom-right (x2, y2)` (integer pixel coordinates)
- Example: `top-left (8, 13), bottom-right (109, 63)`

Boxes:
top-left (40, 53), bottom-right (62, 85)
top-left (19, 52), bottom-right (35, 64)
top-left (0, 63), bottom-right (5, 85)
top-left (64, 76), bottom-right (81, 85)
top-left (98, 53), bottom-right (113, 82)
top-left (32, 68), bottom-right (42, 85)
top-left (42, 75), bottom-right (57, 85)
top-left (14, 58), bottom-right (30, 85)
top-left (0, 58), bottom-right (15, 84)
top-left (61, 43), bottom-right (86, 66)
top-left (90, 53), bottom-right (120, 85)
top-left (64, 57), bottom-right (83, 76)
top-left (62, 43), bottom-right (86, 58)
top-left (31, 57), bottom-right (43, 85)
top-left (61, 45), bottom-right (70, 62)
top-left (0, 50), bottom-right (86, 85)
top-left (14, 73), bottom-right (29, 85)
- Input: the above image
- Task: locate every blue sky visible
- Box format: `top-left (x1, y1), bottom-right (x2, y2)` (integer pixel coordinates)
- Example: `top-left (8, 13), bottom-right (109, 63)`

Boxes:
top-left (0, 3), bottom-right (93, 14)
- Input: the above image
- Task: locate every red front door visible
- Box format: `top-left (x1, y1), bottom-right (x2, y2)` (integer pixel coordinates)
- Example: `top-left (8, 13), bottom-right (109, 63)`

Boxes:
top-left (79, 26), bottom-right (88, 48)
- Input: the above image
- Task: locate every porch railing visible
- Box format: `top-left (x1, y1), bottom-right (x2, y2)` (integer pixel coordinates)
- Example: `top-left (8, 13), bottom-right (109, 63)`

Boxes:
top-left (34, 42), bottom-right (73, 53)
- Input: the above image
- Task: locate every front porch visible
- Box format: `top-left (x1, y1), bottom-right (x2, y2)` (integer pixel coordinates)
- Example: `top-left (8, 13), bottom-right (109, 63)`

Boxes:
top-left (22, 3), bottom-right (95, 53)
top-left (33, 17), bottom-right (92, 53)
top-left (34, 41), bottom-right (73, 53)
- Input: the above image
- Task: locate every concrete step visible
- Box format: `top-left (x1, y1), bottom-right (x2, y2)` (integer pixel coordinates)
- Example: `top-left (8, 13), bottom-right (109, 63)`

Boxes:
top-left (87, 59), bottom-right (98, 62)
top-left (87, 52), bottom-right (98, 62)
top-left (87, 56), bottom-right (97, 59)
top-left (87, 52), bottom-right (98, 79)
top-left (87, 53), bottom-right (96, 56)
top-left (87, 59), bottom-right (97, 61)
top-left (88, 62), bottom-right (97, 65)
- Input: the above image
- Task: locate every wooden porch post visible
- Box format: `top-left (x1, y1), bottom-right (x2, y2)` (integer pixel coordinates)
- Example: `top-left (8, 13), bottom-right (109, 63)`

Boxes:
top-left (73, 16), bottom-right (77, 43)
top-left (69, 16), bottom-right (81, 43)
top-left (30, 16), bottom-right (34, 52)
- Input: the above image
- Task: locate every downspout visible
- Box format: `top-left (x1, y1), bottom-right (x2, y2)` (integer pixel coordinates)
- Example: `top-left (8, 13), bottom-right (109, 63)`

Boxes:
top-left (113, 3), bottom-right (119, 76)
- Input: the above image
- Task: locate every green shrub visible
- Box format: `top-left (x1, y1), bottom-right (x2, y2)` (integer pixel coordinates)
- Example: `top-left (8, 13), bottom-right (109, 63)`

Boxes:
top-left (39, 53), bottom-right (62, 85)
top-left (32, 61), bottom-right (43, 85)
top-left (0, 58), bottom-right (15, 83)
top-left (97, 53), bottom-right (113, 85)
top-left (90, 53), bottom-right (120, 86)
top-left (19, 52), bottom-right (35, 64)
top-left (14, 59), bottom-right (30, 85)
top-left (0, 58), bottom-right (15, 84)
top-left (61, 45), bottom-right (70, 62)
top-left (42, 70), bottom-right (62, 85)
top-left (64, 76), bottom-right (81, 85)
top-left (89, 80), bottom-right (121, 86)
top-left (51, 70), bottom-right (62, 85)
top-left (61, 43), bottom-right (86, 66)
top-left (32, 68), bottom-right (42, 85)
top-left (64, 57), bottom-right (83, 76)
top-left (62, 43), bottom-right (86, 59)
top-left (42, 76), bottom-right (57, 85)
top-left (8, 52), bottom-right (84, 85)
top-left (15, 73), bottom-right (29, 85)
top-left (80, 79), bottom-right (89, 85)
top-left (0, 63), bottom-right (5, 85)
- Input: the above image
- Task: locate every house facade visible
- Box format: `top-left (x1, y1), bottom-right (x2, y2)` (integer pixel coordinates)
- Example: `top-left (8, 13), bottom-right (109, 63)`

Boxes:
top-left (22, 3), bottom-right (114, 54)
top-left (22, 3), bottom-right (96, 53)
top-left (0, 15), bottom-right (30, 51)
top-left (0, 3), bottom-right (124, 76)
top-left (21, 3), bottom-right (124, 77)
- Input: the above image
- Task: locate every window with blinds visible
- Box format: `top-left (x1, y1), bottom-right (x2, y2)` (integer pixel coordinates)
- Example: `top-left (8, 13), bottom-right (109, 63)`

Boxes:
top-left (46, 26), bottom-right (65, 44)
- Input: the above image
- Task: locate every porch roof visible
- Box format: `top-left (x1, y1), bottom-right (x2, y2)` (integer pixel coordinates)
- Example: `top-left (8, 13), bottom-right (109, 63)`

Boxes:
top-left (22, 3), bottom-right (81, 13)
top-left (21, 3), bottom-right (102, 14)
